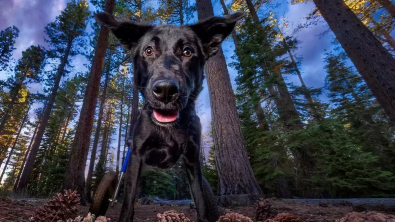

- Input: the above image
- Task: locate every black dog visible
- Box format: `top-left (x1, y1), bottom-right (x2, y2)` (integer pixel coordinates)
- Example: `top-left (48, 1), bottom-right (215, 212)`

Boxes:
top-left (96, 11), bottom-right (245, 222)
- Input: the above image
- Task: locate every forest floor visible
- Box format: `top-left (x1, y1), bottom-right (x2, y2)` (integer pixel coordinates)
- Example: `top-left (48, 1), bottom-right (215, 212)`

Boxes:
top-left (1, 196), bottom-right (395, 222)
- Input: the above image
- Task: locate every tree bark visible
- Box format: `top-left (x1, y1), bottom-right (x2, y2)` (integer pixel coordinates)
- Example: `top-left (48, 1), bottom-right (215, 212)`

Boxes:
top-left (0, 108), bottom-right (28, 184)
top-left (376, 0), bottom-right (395, 18)
top-left (196, 0), bottom-right (262, 205)
top-left (313, 0), bottom-right (395, 126)
top-left (62, 0), bottom-right (115, 204)
top-left (16, 39), bottom-right (73, 192)
top-left (85, 51), bottom-right (112, 202)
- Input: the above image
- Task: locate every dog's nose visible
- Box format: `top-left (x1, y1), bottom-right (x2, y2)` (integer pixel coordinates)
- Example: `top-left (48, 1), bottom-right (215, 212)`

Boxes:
top-left (152, 80), bottom-right (179, 103)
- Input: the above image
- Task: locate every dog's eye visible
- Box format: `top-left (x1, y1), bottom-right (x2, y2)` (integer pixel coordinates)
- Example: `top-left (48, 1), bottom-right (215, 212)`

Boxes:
top-left (145, 47), bottom-right (153, 56)
top-left (183, 48), bottom-right (192, 57)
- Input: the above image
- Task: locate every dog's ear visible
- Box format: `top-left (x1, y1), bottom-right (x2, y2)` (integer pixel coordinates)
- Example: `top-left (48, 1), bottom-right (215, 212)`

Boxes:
top-left (95, 12), bottom-right (153, 51)
top-left (189, 12), bottom-right (245, 58)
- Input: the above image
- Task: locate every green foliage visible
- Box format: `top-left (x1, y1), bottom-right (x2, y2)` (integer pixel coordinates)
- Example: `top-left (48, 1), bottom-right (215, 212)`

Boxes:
top-left (0, 86), bottom-right (30, 162)
top-left (324, 53), bottom-right (395, 172)
top-left (293, 119), bottom-right (395, 197)
top-left (233, 9), bottom-right (395, 198)
top-left (14, 45), bottom-right (46, 81)
top-left (44, 0), bottom-right (89, 59)
top-left (0, 26), bottom-right (19, 71)
top-left (157, 0), bottom-right (196, 25)
top-left (1, 120), bottom-right (30, 191)
top-left (1, 0), bottom-right (395, 201)
top-left (140, 169), bottom-right (177, 199)
top-left (28, 76), bottom-right (85, 196)
top-left (203, 152), bottom-right (218, 194)
top-left (0, 45), bottom-right (45, 130)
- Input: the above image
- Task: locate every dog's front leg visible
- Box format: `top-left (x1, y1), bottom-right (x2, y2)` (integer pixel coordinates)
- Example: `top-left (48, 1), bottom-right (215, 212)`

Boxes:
top-left (119, 153), bottom-right (142, 222)
top-left (183, 138), bottom-right (220, 222)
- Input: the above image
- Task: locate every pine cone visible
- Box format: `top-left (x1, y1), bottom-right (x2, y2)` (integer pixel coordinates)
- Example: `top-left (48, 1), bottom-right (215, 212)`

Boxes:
top-left (156, 210), bottom-right (192, 222)
top-left (81, 213), bottom-right (95, 222)
top-left (94, 216), bottom-right (110, 222)
top-left (217, 212), bottom-right (253, 222)
top-left (268, 213), bottom-right (303, 222)
top-left (63, 213), bottom-right (110, 222)
top-left (255, 198), bottom-right (276, 221)
top-left (31, 190), bottom-right (80, 222)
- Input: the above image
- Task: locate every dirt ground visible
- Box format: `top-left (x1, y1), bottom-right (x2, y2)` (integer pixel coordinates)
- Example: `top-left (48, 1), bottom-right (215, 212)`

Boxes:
top-left (1, 196), bottom-right (395, 222)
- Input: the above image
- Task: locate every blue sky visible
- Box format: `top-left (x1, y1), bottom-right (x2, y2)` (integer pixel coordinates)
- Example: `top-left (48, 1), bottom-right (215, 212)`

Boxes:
top-left (0, 0), bottom-right (340, 170)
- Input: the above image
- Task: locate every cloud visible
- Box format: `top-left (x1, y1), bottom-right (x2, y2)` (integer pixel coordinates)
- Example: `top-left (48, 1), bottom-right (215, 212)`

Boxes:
top-left (281, 2), bottom-right (335, 92)
top-left (0, 0), bottom-right (67, 60)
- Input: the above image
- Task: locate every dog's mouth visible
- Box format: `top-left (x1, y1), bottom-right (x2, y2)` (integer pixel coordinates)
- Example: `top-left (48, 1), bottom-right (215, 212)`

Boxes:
top-left (152, 109), bottom-right (179, 123)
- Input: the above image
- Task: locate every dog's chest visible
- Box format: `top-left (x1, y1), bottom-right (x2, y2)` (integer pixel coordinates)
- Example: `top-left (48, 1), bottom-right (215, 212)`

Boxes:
top-left (142, 129), bottom-right (187, 169)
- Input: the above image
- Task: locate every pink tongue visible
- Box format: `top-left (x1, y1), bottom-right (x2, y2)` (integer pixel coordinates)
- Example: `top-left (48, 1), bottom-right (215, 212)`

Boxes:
top-left (153, 110), bottom-right (178, 123)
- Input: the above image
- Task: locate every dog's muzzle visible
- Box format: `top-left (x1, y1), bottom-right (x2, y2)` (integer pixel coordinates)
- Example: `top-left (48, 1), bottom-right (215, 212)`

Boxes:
top-left (151, 79), bottom-right (179, 123)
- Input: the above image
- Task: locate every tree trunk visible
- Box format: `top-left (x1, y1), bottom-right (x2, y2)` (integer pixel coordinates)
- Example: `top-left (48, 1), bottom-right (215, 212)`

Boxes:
top-left (220, 0), bottom-right (271, 132)
top-left (85, 51), bottom-right (112, 202)
top-left (245, 0), bottom-right (317, 196)
top-left (60, 106), bottom-right (74, 144)
top-left (376, 0), bottom-right (395, 18)
top-left (313, 0), bottom-right (395, 126)
top-left (130, 1), bottom-right (142, 135)
top-left (116, 83), bottom-right (124, 175)
top-left (179, 0), bottom-right (184, 25)
top-left (13, 115), bottom-right (41, 191)
top-left (244, 0), bottom-right (303, 130)
top-left (130, 87), bottom-right (139, 133)
top-left (369, 17), bottom-right (395, 51)
top-left (245, 0), bottom-right (260, 23)
top-left (121, 2), bottom-right (143, 206)
top-left (255, 104), bottom-right (270, 131)
top-left (0, 82), bottom-right (22, 136)
top-left (274, 70), bottom-right (304, 130)
top-left (221, 0), bottom-right (272, 131)
top-left (274, 21), bottom-right (321, 121)
top-left (94, 107), bottom-right (113, 187)
top-left (196, 0), bottom-right (262, 205)
top-left (0, 108), bottom-right (28, 184)
top-left (382, 30), bottom-right (395, 51)
top-left (62, 0), bottom-right (115, 204)
top-left (16, 39), bottom-right (73, 192)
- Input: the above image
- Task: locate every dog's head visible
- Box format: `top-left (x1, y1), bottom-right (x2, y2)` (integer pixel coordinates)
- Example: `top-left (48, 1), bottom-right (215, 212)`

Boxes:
top-left (96, 12), bottom-right (244, 125)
